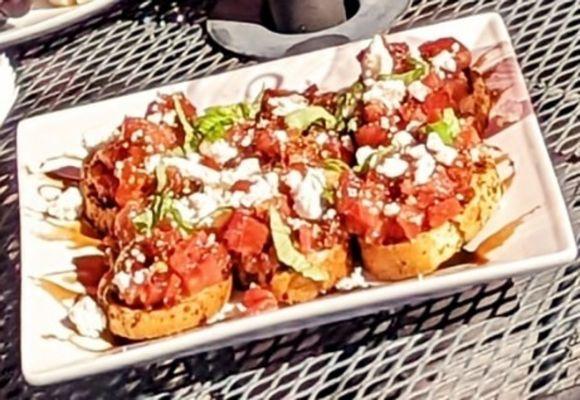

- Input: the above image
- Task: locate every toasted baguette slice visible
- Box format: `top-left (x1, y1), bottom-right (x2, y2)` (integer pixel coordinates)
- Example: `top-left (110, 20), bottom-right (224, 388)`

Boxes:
top-left (103, 278), bottom-right (232, 340)
top-left (270, 244), bottom-right (351, 304)
top-left (361, 164), bottom-right (502, 281)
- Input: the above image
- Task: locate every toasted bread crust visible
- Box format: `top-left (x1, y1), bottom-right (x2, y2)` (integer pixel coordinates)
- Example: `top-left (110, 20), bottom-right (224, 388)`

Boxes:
top-left (360, 164), bottom-right (502, 281)
top-left (80, 178), bottom-right (117, 234)
top-left (103, 278), bottom-right (232, 340)
top-left (270, 244), bottom-right (351, 304)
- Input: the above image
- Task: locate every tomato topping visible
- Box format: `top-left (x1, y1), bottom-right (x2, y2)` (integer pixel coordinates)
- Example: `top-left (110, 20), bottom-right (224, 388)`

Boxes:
top-left (231, 180), bottom-right (253, 193)
top-left (114, 201), bottom-right (142, 244)
top-left (427, 197), bottom-right (462, 228)
top-left (338, 197), bottom-right (381, 238)
top-left (115, 163), bottom-right (153, 207)
top-left (243, 287), bottom-right (278, 315)
top-left (163, 273), bottom-right (183, 306)
top-left (422, 90), bottom-right (451, 123)
top-left (398, 99), bottom-right (427, 124)
top-left (298, 226), bottom-right (313, 253)
top-left (363, 103), bottom-right (387, 123)
top-left (396, 205), bottom-right (424, 239)
top-left (454, 124), bottom-right (481, 150)
top-left (422, 71), bottom-right (444, 90)
top-left (255, 129), bottom-right (280, 159)
top-left (223, 212), bottom-right (269, 256)
top-left (419, 38), bottom-right (471, 70)
top-left (355, 124), bottom-right (388, 148)
top-left (443, 77), bottom-right (469, 109)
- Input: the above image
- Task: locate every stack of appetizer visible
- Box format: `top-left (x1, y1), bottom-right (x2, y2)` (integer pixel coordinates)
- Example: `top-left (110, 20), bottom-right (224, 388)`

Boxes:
top-left (78, 35), bottom-right (503, 340)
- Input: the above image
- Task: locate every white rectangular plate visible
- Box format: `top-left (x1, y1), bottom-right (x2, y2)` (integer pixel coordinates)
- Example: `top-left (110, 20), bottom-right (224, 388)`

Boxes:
top-left (0, 0), bottom-right (118, 48)
top-left (17, 13), bottom-right (576, 385)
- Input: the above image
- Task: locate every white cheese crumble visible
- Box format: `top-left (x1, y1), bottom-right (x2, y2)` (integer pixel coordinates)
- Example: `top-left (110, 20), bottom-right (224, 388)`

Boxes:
top-left (360, 35), bottom-right (394, 79)
top-left (315, 132), bottom-right (329, 146)
top-left (414, 153), bottom-right (436, 185)
top-left (112, 271), bottom-right (132, 293)
top-left (431, 50), bottom-right (457, 77)
top-left (199, 139), bottom-right (238, 165)
top-left (240, 128), bottom-right (255, 147)
top-left (391, 131), bottom-right (415, 149)
top-left (408, 80), bottom-right (430, 102)
top-left (335, 267), bottom-right (370, 291)
top-left (147, 112), bottom-right (163, 124)
top-left (426, 132), bottom-right (458, 166)
top-left (46, 187), bottom-right (83, 221)
top-left (383, 202), bottom-right (401, 217)
top-left (268, 94), bottom-right (309, 116)
top-left (355, 146), bottom-right (376, 166)
top-left (290, 168), bottom-right (326, 220)
top-left (376, 157), bottom-right (409, 178)
top-left (273, 130), bottom-right (289, 145)
top-left (363, 79), bottom-right (407, 110)
top-left (67, 296), bottom-right (107, 338)
top-left (407, 144), bottom-right (428, 160)
top-left (406, 120), bottom-right (423, 132)
top-left (340, 135), bottom-right (354, 151)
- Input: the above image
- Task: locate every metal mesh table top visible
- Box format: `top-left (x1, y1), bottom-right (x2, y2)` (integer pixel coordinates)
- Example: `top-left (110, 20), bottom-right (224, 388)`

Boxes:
top-left (0, 0), bottom-right (579, 398)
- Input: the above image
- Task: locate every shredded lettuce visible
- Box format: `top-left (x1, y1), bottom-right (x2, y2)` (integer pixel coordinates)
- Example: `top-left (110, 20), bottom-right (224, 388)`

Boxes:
top-left (379, 58), bottom-right (428, 85)
top-left (427, 108), bottom-right (460, 145)
top-left (173, 96), bottom-right (200, 153)
top-left (269, 207), bottom-right (329, 282)
top-left (132, 194), bottom-right (193, 235)
top-left (323, 158), bottom-right (350, 173)
top-left (335, 82), bottom-right (364, 132)
top-left (285, 106), bottom-right (337, 131)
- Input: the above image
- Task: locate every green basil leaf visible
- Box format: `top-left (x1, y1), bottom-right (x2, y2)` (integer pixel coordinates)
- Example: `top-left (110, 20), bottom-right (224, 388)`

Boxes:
top-left (269, 207), bottom-right (329, 282)
top-left (427, 108), bottom-right (460, 145)
top-left (285, 106), bottom-right (337, 131)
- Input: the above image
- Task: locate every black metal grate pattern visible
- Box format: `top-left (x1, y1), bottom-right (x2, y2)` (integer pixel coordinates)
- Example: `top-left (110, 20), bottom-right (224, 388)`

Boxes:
top-left (0, 0), bottom-right (579, 398)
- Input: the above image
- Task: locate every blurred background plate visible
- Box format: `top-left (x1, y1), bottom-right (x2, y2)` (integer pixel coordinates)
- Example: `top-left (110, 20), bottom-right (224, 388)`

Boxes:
top-left (0, 0), bottom-right (118, 49)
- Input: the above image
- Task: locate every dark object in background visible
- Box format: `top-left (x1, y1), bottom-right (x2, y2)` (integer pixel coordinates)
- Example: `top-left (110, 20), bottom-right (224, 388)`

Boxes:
top-left (0, 0), bottom-right (33, 26)
top-left (267, 0), bottom-right (347, 33)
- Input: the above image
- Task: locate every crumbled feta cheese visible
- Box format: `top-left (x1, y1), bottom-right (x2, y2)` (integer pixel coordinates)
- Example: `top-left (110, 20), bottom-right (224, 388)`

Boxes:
top-left (199, 139), bottom-right (238, 165)
top-left (406, 120), bottom-right (423, 132)
top-left (407, 144), bottom-right (428, 159)
top-left (241, 174), bottom-right (278, 208)
top-left (147, 112), bottom-right (163, 124)
top-left (67, 296), bottom-right (106, 338)
top-left (162, 110), bottom-right (177, 126)
top-left (240, 128), bottom-right (255, 147)
top-left (323, 208), bottom-right (337, 220)
top-left (380, 116), bottom-right (390, 130)
top-left (291, 168), bottom-right (326, 220)
top-left (130, 129), bottom-right (144, 142)
top-left (408, 80), bottom-right (430, 102)
top-left (163, 153), bottom-right (221, 185)
top-left (451, 42), bottom-right (461, 53)
top-left (315, 132), bottom-right (329, 146)
top-left (376, 157), bottom-right (409, 178)
top-left (414, 153), bottom-right (436, 185)
top-left (284, 170), bottom-right (303, 193)
top-left (268, 94), bottom-right (309, 116)
top-left (427, 133), bottom-right (458, 166)
top-left (133, 269), bottom-right (149, 285)
top-left (361, 35), bottom-right (394, 79)
top-left (46, 187), bottom-right (83, 221)
top-left (347, 187), bottom-right (358, 197)
top-left (273, 130), bottom-right (289, 145)
top-left (392, 131), bottom-right (415, 149)
top-left (431, 50), bottom-right (457, 77)
top-left (383, 202), bottom-right (401, 217)
top-left (143, 154), bottom-right (161, 173)
top-left (363, 80), bottom-right (407, 110)
top-left (335, 267), bottom-right (370, 291)
top-left (340, 135), bottom-right (354, 151)
top-left (355, 146), bottom-right (376, 166)
top-left (112, 271), bottom-right (132, 293)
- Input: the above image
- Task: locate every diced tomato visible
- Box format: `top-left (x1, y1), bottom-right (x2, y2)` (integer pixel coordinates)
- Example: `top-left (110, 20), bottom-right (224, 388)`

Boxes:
top-left (123, 117), bottom-right (178, 151)
top-left (387, 42), bottom-right (412, 72)
top-left (422, 90), bottom-right (451, 123)
top-left (139, 276), bottom-right (166, 308)
top-left (454, 125), bottom-right (481, 150)
top-left (422, 71), bottom-right (444, 90)
top-left (396, 205), bottom-right (424, 239)
top-left (298, 226), bottom-right (313, 253)
top-left (254, 129), bottom-right (280, 159)
top-left (163, 273), bottom-right (182, 307)
top-left (115, 164), bottom-right (153, 207)
top-left (223, 212), bottom-right (269, 256)
top-left (169, 237), bottom-right (203, 276)
top-left (355, 124), bottom-right (388, 148)
top-left (338, 197), bottom-right (381, 237)
top-left (241, 251), bottom-right (279, 276)
top-left (379, 218), bottom-right (406, 243)
top-left (419, 38), bottom-right (471, 70)
top-left (398, 99), bottom-right (427, 124)
top-left (363, 103), bottom-right (387, 123)
top-left (427, 197), bottom-right (462, 228)
top-left (231, 180), bottom-right (253, 192)
top-left (243, 287), bottom-right (278, 314)
top-left (114, 201), bottom-right (142, 244)
top-left (443, 77), bottom-right (469, 109)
